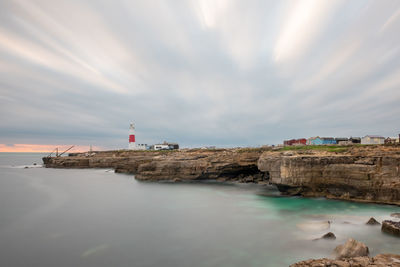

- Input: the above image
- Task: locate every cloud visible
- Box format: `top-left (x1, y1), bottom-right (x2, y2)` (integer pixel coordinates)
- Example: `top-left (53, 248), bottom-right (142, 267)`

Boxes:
top-left (0, 144), bottom-right (102, 153)
top-left (0, 0), bottom-right (399, 149)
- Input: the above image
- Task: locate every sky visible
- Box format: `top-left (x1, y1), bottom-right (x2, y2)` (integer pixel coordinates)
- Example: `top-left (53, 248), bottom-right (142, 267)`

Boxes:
top-left (1, 0), bottom-right (400, 151)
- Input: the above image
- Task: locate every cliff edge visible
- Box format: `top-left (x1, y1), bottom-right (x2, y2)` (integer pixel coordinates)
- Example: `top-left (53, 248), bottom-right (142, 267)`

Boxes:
top-left (258, 145), bottom-right (400, 205)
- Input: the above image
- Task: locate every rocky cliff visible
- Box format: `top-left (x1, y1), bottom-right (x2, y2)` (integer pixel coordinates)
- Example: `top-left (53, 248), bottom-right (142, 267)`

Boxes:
top-left (258, 146), bottom-right (400, 205)
top-left (43, 149), bottom-right (268, 182)
top-left (43, 145), bottom-right (400, 205)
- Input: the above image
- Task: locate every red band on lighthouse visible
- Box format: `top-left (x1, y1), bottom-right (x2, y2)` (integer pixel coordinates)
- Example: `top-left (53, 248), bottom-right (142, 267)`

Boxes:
top-left (129, 135), bottom-right (135, 142)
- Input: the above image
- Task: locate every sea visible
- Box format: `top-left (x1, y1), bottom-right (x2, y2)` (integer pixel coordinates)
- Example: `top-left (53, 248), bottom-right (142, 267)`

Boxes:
top-left (0, 152), bottom-right (399, 267)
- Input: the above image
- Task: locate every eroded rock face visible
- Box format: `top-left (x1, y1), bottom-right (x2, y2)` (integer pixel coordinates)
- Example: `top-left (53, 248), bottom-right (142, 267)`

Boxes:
top-left (257, 147), bottom-right (400, 205)
top-left (291, 254), bottom-right (400, 267)
top-left (382, 220), bottom-right (400, 237)
top-left (334, 238), bottom-right (369, 259)
top-left (43, 149), bottom-right (268, 182)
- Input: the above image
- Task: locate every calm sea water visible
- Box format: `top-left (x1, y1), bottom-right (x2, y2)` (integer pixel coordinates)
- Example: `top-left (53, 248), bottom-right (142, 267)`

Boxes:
top-left (0, 152), bottom-right (399, 267)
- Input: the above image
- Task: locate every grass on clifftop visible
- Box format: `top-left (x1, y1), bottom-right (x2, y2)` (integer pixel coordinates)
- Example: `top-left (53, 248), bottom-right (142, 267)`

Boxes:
top-left (278, 145), bottom-right (349, 153)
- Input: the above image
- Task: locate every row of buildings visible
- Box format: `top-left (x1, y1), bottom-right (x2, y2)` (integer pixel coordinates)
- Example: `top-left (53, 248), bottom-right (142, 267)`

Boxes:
top-left (134, 142), bottom-right (179, 151)
top-left (128, 123), bottom-right (179, 150)
top-left (284, 135), bottom-right (400, 146)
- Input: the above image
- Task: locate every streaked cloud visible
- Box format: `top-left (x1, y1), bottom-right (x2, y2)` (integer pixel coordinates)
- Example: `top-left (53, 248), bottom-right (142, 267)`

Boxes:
top-left (0, 144), bottom-right (102, 153)
top-left (0, 0), bottom-right (399, 150)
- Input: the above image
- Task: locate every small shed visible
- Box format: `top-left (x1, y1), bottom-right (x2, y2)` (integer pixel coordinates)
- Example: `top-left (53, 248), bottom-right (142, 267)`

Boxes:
top-left (335, 137), bottom-right (349, 145)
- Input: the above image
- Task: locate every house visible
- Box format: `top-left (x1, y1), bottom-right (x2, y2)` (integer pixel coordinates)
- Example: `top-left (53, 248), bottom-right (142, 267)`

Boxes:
top-left (349, 137), bottom-right (361, 144)
top-left (307, 136), bottom-right (323, 145)
top-left (321, 137), bottom-right (336, 145)
top-left (284, 138), bottom-right (306, 146)
top-left (385, 137), bottom-right (400, 144)
top-left (307, 137), bottom-right (336, 145)
top-left (361, 135), bottom-right (385, 145)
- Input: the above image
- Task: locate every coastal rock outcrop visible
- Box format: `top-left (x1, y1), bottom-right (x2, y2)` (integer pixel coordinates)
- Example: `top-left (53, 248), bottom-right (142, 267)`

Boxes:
top-left (334, 238), bottom-right (369, 259)
top-left (381, 220), bottom-right (400, 237)
top-left (257, 146), bottom-right (400, 205)
top-left (43, 145), bottom-right (400, 205)
top-left (291, 254), bottom-right (400, 267)
top-left (43, 149), bottom-right (268, 182)
top-left (366, 217), bottom-right (380, 225)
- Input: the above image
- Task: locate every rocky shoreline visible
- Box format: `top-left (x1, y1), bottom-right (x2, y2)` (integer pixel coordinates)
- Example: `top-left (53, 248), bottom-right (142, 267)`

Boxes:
top-left (43, 145), bottom-right (400, 205)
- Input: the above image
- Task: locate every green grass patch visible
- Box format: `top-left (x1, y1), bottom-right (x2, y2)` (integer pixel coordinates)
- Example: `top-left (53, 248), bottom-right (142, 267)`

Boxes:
top-left (278, 145), bottom-right (349, 153)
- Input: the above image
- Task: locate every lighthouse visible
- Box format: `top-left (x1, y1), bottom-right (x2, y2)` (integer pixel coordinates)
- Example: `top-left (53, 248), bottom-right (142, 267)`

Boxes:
top-left (128, 123), bottom-right (136, 150)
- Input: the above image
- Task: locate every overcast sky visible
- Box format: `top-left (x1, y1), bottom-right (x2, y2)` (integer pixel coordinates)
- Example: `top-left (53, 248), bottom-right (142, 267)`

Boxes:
top-left (1, 0), bottom-right (400, 150)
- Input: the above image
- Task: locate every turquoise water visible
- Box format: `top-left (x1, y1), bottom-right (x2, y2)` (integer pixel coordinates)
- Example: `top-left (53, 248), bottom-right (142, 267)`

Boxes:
top-left (0, 153), bottom-right (399, 267)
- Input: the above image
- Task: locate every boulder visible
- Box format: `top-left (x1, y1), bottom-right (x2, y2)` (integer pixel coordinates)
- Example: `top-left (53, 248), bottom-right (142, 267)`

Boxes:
top-left (334, 238), bottom-right (369, 259)
top-left (313, 232), bottom-right (336, 241)
top-left (321, 232), bottom-right (336, 239)
top-left (366, 217), bottom-right (380, 225)
top-left (381, 220), bottom-right (400, 237)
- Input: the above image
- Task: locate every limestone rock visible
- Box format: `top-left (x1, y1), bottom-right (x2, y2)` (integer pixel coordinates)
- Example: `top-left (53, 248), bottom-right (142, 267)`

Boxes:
top-left (291, 254), bottom-right (400, 267)
top-left (334, 238), bottom-right (369, 259)
top-left (43, 149), bottom-right (268, 183)
top-left (382, 220), bottom-right (400, 237)
top-left (366, 217), bottom-right (380, 225)
top-left (313, 232), bottom-right (336, 241)
top-left (257, 146), bottom-right (400, 205)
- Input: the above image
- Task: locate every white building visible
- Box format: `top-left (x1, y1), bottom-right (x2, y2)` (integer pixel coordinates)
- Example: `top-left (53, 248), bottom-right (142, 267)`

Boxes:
top-left (154, 144), bottom-right (170, 150)
top-left (361, 135), bottom-right (385, 145)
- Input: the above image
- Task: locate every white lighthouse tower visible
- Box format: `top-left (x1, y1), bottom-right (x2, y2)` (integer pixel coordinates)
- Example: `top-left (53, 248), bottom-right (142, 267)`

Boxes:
top-left (128, 123), bottom-right (136, 150)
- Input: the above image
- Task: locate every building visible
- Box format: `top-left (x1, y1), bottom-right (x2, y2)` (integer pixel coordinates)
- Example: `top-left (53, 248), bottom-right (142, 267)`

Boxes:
top-left (135, 144), bottom-right (147, 150)
top-left (307, 136), bottom-right (336, 145)
top-left (153, 141), bottom-right (179, 150)
top-left (167, 142), bottom-right (179, 150)
top-left (349, 137), bottom-right (361, 144)
top-left (335, 137), bottom-right (349, 145)
top-left (283, 138), bottom-right (307, 146)
top-left (153, 144), bottom-right (170, 150)
top-left (385, 137), bottom-right (400, 144)
top-left (307, 136), bottom-right (322, 145)
top-left (361, 135), bottom-right (385, 145)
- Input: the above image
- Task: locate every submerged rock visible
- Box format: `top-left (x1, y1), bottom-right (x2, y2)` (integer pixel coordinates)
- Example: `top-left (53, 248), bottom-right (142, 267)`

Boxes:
top-left (291, 254), bottom-right (400, 267)
top-left (366, 217), bottom-right (380, 225)
top-left (313, 232), bottom-right (336, 241)
top-left (321, 232), bottom-right (336, 239)
top-left (391, 213), bottom-right (400, 218)
top-left (382, 220), bottom-right (400, 237)
top-left (334, 238), bottom-right (369, 259)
